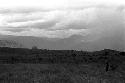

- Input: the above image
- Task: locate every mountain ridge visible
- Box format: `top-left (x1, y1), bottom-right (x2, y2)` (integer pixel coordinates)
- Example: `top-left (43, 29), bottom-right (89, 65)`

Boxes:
top-left (0, 40), bottom-right (23, 48)
top-left (0, 34), bottom-right (124, 51)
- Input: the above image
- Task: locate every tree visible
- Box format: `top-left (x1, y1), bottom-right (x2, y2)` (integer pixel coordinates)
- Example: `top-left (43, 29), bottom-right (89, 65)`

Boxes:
top-left (32, 46), bottom-right (38, 50)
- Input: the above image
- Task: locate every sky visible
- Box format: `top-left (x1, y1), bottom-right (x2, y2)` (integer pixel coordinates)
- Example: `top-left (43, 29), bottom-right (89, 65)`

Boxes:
top-left (0, 0), bottom-right (125, 41)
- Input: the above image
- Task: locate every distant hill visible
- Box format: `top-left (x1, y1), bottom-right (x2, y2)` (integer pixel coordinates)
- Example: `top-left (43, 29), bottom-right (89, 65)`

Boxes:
top-left (0, 40), bottom-right (23, 48)
top-left (0, 35), bottom-right (84, 49)
top-left (0, 34), bottom-right (124, 51)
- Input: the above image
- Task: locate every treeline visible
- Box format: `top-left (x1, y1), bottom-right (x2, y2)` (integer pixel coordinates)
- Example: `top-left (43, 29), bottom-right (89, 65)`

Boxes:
top-left (0, 47), bottom-right (125, 66)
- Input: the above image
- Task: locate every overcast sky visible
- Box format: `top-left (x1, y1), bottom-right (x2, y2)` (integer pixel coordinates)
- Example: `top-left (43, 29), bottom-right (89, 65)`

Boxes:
top-left (0, 0), bottom-right (125, 41)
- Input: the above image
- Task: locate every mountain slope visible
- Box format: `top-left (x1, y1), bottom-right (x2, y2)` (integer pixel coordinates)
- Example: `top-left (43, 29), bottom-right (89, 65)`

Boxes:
top-left (0, 40), bottom-right (23, 48)
top-left (0, 35), bottom-right (84, 49)
top-left (71, 34), bottom-right (124, 51)
top-left (0, 34), bottom-right (124, 51)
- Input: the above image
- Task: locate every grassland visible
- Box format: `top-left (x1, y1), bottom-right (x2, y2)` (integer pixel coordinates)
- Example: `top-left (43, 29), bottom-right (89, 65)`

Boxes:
top-left (0, 63), bottom-right (125, 83)
top-left (0, 48), bottom-right (125, 83)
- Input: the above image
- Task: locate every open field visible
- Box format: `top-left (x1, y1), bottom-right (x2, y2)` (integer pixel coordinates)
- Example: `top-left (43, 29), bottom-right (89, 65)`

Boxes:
top-left (0, 63), bottom-right (125, 83)
top-left (0, 48), bottom-right (125, 83)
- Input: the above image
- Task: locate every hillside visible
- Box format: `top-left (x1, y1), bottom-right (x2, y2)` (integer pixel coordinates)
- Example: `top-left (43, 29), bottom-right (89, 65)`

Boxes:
top-left (0, 34), bottom-right (124, 51)
top-left (0, 40), bottom-right (23, 48)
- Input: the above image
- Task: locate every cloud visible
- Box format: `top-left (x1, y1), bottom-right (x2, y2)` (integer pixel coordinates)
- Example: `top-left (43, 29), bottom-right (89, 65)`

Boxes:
top-left (4, 28), bottom-right (29, 33)
top-left (0, 5), bottom-right (125, 41)
top-left (0, 28), bottom-right (88, 38)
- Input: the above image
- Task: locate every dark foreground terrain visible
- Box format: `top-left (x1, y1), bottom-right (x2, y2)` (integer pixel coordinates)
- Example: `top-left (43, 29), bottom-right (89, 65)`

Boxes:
top-left (0, 47), bottom-right (125, 83)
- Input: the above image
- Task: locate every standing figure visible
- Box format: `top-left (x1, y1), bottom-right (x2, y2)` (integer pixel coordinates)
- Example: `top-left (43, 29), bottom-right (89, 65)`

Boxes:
top-left (106, 61), bottom-right (109, 72)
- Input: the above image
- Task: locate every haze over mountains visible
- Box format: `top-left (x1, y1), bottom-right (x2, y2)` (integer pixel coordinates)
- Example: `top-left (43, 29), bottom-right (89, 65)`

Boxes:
top-left (0, 34), bottom-right (124, 51)
top-left (0, 39), bottom-right (23, 48)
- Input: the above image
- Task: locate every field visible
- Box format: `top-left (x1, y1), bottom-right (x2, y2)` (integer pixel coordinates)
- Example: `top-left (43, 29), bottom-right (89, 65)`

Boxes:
top-left (0, 48), bottom-right (125, 83)
top-left (0, 63), bottom-right (125, 83)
